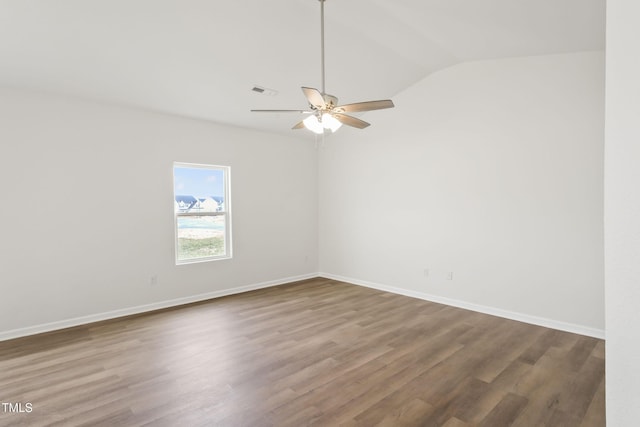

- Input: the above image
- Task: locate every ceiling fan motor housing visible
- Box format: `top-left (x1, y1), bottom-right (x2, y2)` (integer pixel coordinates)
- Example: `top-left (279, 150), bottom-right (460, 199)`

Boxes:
top-left (312, 93), bottom-right (338, 111)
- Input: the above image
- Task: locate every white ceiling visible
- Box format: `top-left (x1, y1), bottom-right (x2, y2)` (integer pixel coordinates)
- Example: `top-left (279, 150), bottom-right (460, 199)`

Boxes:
top-left (0, 0), bottom-right (605, 137)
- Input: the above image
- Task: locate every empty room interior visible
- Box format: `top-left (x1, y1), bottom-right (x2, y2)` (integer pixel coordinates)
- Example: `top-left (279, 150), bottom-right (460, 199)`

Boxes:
top-left (1, 0), bottom-right (638, 426)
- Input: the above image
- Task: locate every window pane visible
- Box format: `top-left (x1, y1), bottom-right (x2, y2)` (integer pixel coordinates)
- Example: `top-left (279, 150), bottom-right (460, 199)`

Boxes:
top-left (176, 215), bottom-right (226, 261)
top-left (174, 166), bottom-right (225, 212)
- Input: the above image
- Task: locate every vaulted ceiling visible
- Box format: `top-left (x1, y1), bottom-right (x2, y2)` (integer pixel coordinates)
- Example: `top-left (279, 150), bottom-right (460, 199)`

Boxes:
top-left (0, 0), bottom-right (605, 136)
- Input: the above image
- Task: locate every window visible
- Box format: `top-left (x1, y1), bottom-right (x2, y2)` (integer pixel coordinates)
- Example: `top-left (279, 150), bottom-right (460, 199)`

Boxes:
top-left (173, 162), bottom-right (231, 264)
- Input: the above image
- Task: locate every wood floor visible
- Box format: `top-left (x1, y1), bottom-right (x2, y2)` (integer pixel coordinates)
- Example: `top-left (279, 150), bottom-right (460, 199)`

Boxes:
top-left (0, 278), bottom-right (605, 426)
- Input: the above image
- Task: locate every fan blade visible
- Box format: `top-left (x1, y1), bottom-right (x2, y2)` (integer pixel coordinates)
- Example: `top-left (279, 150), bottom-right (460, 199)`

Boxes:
top-left (302, 87), bottom-right (326, 109)
top-left (332, 113), bottom-right (370, 129)
top-left (292, 121), bottom-right (306, 130)
top-left (334, 100), bottom-right (394, 113)
top-left (251, 109), bottom-right (311, 113)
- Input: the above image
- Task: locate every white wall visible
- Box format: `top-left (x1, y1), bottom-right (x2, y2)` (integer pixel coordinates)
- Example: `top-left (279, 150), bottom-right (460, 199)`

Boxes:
top-left (0, 88), bottom-right (318, 338)
top-left (319, 52), bottom-right (605, 334)
top-left (605, 0), bottom-right (640, 422)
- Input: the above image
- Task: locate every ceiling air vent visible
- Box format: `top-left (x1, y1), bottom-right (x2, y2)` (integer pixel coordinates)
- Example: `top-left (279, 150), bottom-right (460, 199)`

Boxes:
top-left (251, 85), bottom-right (278, 96)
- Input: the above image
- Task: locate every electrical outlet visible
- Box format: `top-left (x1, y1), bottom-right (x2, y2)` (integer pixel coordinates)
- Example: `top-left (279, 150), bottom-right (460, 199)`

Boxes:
top-left (446, 272), bottom-right (453, 280)
top-left (423, 268), bottom-right (430, 277)
top-left (150, 275), bottom-right (158, 285)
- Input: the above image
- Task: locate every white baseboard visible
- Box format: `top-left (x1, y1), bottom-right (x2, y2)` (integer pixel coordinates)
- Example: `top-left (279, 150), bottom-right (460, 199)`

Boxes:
top-left (319, 272), bottom-right (605, 340)
top-left (0, 273), bottom-right (318, 342)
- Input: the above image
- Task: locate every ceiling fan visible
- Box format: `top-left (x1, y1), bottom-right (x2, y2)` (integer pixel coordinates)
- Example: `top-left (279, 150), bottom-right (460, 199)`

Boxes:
top-left (250, 0), bottom-right (394, 134)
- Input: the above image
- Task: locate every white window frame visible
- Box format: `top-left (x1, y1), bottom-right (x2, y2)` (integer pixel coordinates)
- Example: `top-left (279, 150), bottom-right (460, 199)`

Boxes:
top-left (173, 162), bottom-right (232, 265)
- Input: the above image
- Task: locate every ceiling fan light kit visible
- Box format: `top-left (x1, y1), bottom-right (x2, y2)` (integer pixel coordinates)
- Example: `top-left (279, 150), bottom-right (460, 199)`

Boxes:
top-left (304, 113), bottom-right (342, 134)
top-left (251, 0), bottom-right (394, 134)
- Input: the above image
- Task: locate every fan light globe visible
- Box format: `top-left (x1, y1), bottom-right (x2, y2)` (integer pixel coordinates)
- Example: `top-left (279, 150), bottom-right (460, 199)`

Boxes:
top-left (303, 113), bottom-right (343, 134)
top-left (322, 113), bottom-right (342, 132)
top-left (303, 115), bottom-right (324, 134)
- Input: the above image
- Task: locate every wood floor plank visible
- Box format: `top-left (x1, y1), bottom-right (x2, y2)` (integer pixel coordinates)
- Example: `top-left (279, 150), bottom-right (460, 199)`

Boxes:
top-left (590, 339), bottom-right (606, 360)
top-left (441, 417), bottom-right (471, 427)
top-left (0, 278), bottom-right (605, 426)
top-left (479, 392), bottom-right (529, 426)
top-left (517, 328), bottom-right (560, 365)
top-left (580, 376), bottom-right (606, 427)
top-left (372, 398), bottom-right (434, 427)
top-left (456, 359), bottom-right (532, 424)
